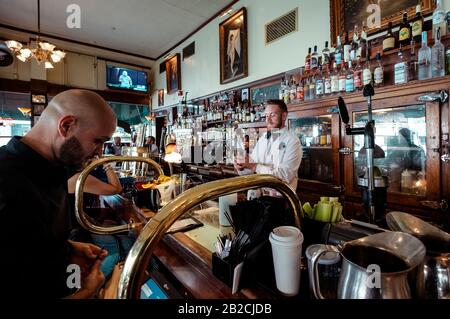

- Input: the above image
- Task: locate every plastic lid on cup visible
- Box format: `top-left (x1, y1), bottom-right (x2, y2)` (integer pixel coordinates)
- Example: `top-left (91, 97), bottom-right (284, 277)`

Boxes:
top-left (305, 244), bottom-right (341, 265)
top-left (271, 226), bottom-right (303, 242)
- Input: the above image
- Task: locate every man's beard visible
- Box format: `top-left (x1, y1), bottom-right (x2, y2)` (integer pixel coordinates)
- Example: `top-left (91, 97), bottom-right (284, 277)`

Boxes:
top-left (59, 136), bottom-right (87, 169)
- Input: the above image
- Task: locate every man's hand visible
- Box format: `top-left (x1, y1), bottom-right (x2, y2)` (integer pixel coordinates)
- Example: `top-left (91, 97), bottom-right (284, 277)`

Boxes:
top-left (68, 240), bottom-right (107, 276)
top-left (234, 161), bottom-right (257, 172)
top-left (65, 259), bottom-right (105, 299)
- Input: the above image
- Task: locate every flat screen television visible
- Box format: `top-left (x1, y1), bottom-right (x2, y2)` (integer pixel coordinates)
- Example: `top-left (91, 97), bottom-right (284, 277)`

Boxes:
top-left (106, 65), bottom-right (148, 92)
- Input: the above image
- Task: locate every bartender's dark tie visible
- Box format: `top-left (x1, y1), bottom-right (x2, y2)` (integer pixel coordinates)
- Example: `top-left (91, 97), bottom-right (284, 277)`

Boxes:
top-left (266, 131), bottom-right (271, 139)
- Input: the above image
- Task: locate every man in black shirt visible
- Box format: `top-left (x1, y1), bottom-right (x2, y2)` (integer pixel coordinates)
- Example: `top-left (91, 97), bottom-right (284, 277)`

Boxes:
top-left (0, 89), bottom-right (117, 298)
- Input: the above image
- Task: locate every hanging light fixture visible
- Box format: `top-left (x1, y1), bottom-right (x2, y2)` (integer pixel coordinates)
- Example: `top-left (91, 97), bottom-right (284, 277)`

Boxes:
top-left (5, 0), bottom-right (65, 69)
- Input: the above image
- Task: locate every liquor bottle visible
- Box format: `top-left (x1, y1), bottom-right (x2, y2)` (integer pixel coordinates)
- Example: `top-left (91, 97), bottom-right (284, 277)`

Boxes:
top-left (304, 76), bottom-right (310, 101)
top-left (296, 79), bottom-right (304, 101)
top-left (335, 35), bottom-right (343, 66)
top-left (289, 79), bottom-right (296, 102)
top-left (411, 4), bottom-right (424, 43)
top-left (362, 51), bottom-right (372, 85)
top-left (431, 27), bottom-right (445, 77)
top-left (353, 58), bottom-right (363, 90)
top-left (315, 65), bottom-right (324, 98)
top-left (330, 62), bottom-right (339, 94)
top-left (359, 21), bottom-right (368, 60)
top-left (305, 47), bottom-right (312, 73)
top-left (338, 61), bottom-right (347, 92)
top-left (343, 32), bottom-right (352, 63)
top-left (279, 78), bottom-right (285, 100)
top-left (373, 52), bottom-right (384, 87)
top-left (432, 0), bottom-right (447, 39)
top-left (409, 40), bottom-right (418, 81)
top-left (322, 41), bottom-right (330, 69)
top-left (394, 45), bottom-right (409, 85)
top-left (383, 22), bottom-right (396, 51)
top-left (324, 64), bottom-right (332, 96)
top-left (309, 73), bottom-right (316, 100)
top-left (345, 61), bottom-right (355, 93)
top-left (350, 25), bottom-right (359, 62)
top-left (311, 45), bottom-right (319, 70)
top-left (418, 31), bottom-right (431, 80)
top-left (398, 11), bottom-right (412, 47)
top-left (283, 79), bottom-right (290, 104)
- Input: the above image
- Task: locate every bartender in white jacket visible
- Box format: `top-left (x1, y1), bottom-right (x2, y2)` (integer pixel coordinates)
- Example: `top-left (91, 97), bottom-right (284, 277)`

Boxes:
top-left (234, 99), bottom-right (302, 193)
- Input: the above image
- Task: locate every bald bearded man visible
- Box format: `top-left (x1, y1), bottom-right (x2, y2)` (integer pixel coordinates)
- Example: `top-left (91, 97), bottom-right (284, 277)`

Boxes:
top-left (0, 89), bottom-right (117, 299)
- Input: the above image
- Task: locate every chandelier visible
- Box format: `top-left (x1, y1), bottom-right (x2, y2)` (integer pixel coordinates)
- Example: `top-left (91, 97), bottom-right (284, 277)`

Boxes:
top-left (5, 0), bottom-right (65, 69)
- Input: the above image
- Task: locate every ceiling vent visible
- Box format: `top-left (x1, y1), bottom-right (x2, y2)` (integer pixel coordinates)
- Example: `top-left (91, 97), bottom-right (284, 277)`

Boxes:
top-left (265, 8), bottom-right (298, 45)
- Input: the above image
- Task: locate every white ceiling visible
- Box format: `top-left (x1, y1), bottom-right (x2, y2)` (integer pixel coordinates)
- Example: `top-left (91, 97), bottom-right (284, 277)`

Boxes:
top-left (0, 0), bottom-right (232, 59)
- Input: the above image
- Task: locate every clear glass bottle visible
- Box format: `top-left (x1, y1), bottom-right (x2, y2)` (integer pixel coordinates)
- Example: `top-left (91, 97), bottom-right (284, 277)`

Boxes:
top-left (409, 40), bottom-right (418, 81)
top-left (362, 52), bottom-right (372, 86)
top-left (335, 35), bottom-right (343, 65)
top-left (432, 0), bottom-right (447, 39)
top-left (345, 61), bottom-right (355, 93)
top-left (343, 32), bottom-right (351, 63)
top-left (315, 65), bottom-right (324, 98)
top-left (418, 31), bottom-right (431, 80)
top-left (324, 65), bottom-right (332, 96)
top-left (431, 27), bottom-right (445, 77)
top-left (394, 45), bottom-right (409, 84)
top-left (330, 62), bottom-right (339, 94)
top-left (373, 52), bottom-right (384, 87)
top-left (338, 61), bottom-right (346, 92)
top-left (353, 58), bottom-right (363, 90)
top-left (309, 73), bottom-right (316, 100)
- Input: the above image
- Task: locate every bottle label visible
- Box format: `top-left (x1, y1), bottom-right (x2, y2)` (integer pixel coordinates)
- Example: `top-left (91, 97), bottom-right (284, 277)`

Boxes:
top-left (316, 79), bottom-right (323, 95)
top-left (399, 27), bottom-right (411, 41)
top-left (363, 69), bottom-right (372, 85)
top-left (324, 78), bottom-right (332, 94)
top-left (345, 78), bottom-right (354, 92)
top-left (338, 77), bottom-right (346, 91)
top-left (412, 20), bottom-right (423, 37)
top-left (311, 57), bottom-right (318, 69)
top-left (433, 12), bottom-right (445, 24)
top-left (374, 67), bottom-right (384, 84)
top-left (344, 45), bottom-right (351, 62)
top-left (383, 37), bottom-right (395, 50)
top-left (394, 62), bottom-right (408, 84)
top-left (322, 54), bottom-right (329, 66)
top-left (331, 76), bottom-right (339, 92)
top-left (305, 61), bottom-right (310, 71)
top-left (335, 52), bottom-right (342, 65)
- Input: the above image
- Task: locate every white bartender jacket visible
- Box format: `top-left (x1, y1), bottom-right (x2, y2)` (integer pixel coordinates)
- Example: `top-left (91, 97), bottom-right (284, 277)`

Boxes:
top-left (240, 127), bottom-right (302, 192)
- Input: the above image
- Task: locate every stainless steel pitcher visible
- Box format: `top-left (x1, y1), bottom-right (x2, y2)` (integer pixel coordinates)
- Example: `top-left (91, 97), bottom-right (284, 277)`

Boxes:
top-left (310, 231), bottom-right (426, 299)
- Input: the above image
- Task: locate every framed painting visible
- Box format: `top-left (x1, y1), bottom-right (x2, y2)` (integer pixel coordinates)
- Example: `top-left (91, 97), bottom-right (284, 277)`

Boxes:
top-left (165, 53), bottom-right (181, 94)
top-left (330, 0), bottom-right (435, 46)
top-left (219, 7), bottom-right (248, 84)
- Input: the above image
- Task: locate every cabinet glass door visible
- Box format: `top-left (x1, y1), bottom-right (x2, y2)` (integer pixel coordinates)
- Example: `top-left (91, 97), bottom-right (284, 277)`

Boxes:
top-left (353, 104), bottom-right (427, 195)
top-left (289, 116), bottom-right (333, 183)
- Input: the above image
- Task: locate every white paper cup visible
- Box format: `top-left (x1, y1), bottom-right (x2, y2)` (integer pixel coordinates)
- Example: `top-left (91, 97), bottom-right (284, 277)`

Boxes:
top-left (218, 193), bottom-right (237, 226)
top-left (269, 226), bottom-right (303, 296)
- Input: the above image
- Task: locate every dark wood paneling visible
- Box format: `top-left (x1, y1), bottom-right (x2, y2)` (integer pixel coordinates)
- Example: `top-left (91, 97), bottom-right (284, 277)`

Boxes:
top-left (0, 78), bottom-right (30, 93)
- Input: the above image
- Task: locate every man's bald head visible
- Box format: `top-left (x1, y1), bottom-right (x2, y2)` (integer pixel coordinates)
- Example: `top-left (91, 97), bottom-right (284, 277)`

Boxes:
top-left (24, 89), bottom-right (117, 168)
top-left (42, 89), bottom-right (116, 128)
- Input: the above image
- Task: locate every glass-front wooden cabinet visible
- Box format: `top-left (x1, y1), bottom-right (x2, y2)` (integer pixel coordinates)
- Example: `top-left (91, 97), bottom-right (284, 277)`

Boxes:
top-left (287, 76), bottom-right (449, 223)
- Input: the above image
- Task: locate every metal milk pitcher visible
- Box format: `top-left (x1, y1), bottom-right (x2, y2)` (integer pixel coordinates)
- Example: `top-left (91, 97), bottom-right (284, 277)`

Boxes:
top-left (310, 231), bottom-right (426, 299)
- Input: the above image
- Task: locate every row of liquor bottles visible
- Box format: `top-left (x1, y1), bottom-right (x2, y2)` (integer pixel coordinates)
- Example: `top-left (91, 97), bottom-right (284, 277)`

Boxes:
top-left (302, 2), bottom-right (448, 75)
top-left (173, 102), bottom-right (267, 130)
top-left (281, 28), bottom-right (448, 103)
